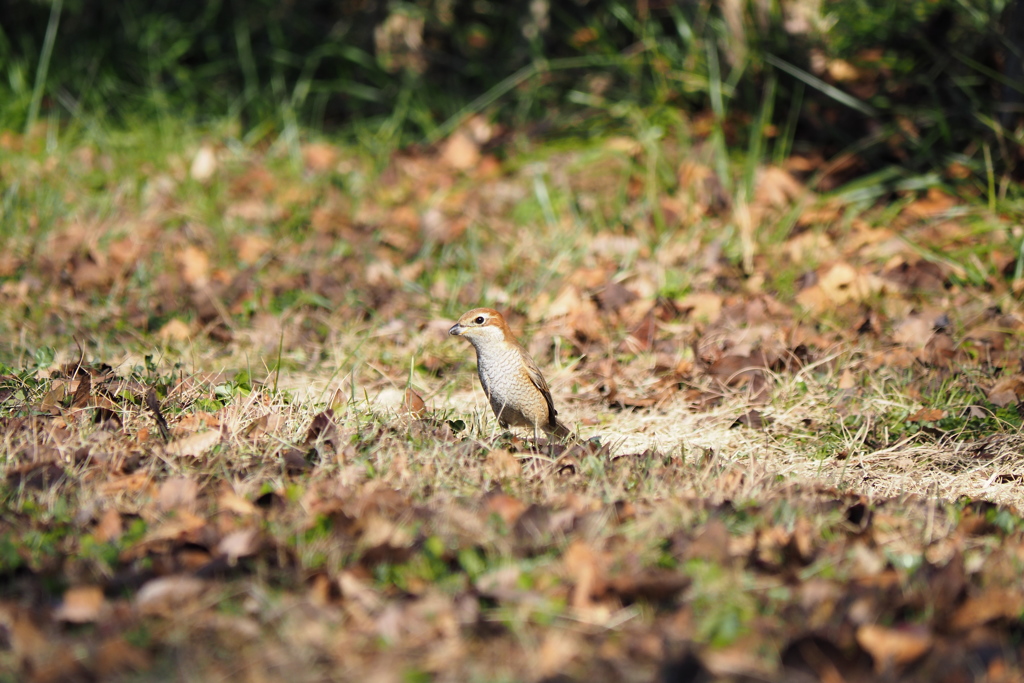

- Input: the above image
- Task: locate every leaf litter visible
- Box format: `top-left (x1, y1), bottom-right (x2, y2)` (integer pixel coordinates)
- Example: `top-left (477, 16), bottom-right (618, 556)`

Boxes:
top-left (1, 122), bottom-right (1024, 681)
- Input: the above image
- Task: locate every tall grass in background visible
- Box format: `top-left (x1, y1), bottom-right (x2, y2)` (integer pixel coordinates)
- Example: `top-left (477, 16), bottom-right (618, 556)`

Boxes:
top-left (0, 0), bottom-right (1020, 191)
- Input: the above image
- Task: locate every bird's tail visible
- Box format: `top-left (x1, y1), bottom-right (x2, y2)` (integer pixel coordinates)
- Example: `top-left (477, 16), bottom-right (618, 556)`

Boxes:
top-left (545, 419), bottom-right (577, 442)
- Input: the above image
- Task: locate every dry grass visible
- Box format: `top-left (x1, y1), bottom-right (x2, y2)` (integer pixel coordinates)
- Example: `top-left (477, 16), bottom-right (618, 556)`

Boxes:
top-left (3, 122), bottom-right (1024, 681)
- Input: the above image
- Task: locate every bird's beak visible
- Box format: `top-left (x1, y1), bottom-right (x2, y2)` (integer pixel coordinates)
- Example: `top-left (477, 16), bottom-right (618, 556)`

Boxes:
top-left (448, 323), bottom-right (463, 336)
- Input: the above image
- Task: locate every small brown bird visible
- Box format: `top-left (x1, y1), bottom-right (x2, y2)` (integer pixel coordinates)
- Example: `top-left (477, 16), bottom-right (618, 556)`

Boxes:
top-left (449, 307), bottom-right (574, 443)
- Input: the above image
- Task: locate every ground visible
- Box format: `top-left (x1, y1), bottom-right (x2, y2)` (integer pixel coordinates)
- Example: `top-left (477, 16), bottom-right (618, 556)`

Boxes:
top-left (1, 121), bottom-right (1024, 682)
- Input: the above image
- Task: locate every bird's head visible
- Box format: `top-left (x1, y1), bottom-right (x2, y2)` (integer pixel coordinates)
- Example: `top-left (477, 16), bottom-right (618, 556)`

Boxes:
top-left (449, 308), bottom-right (512, 345)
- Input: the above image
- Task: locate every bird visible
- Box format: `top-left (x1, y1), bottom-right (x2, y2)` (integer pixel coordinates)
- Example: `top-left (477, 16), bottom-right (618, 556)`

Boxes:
top-left (449, 307), bottom-right (575, 444)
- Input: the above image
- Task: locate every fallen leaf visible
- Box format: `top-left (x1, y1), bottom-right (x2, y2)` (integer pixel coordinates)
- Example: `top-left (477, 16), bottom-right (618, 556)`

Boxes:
top-left (754, 166), bottom-right (806, 209)
top-left (903, 187), bottom-right (956, 219)
top-left (177, 245), bottom-right (210, 287)
top-left (893, 315), bottom-right (936, 349)
top-left (136, 576), bottom-right (208, 616)
top-left (94, 507), bottom-right (123, 543)
top-left (156, 476), bottom-right (198, 512)
top-left (827, 58), bottom-right (864, 81)
top-left (233, 234), bottom-right (272, 265)
top-left (677, 292), bottom-right (723, 323)
top-left (165, 429), bottom-right (222, 458)
top-left (94, 637), bottom-right (152, 678)
top-left (855, 624), bottom-right (932, 671)
top-left (484, 492), bottom-right (527, 526)
top-left (987, 376), bottom-right (1024, 407)
top-left (440, 130), bottom-right (480, 171)
top-left (485, 449), bottom-right (521, 478)
top-left (217, 528), bottom-right (260, 564)
top-left (538, 631), bottom-right (581, 678)
top-left (563, 539), bottom-right (605, 610)
top-left (190, 145), bottom-right (217, 181)
top-left (403, 387), bottom-right (426, 417)
top-left (218, 490), bottom-right (259, 516)
top-left (949, 589), bottom-right (1024, 631)
top-left (53, 585), bottom-right (106, 623)
top-left (157, 318), bottom-right (192, 342)
top-left (302, 142), bottom-right (339, 173)
top-left (907, 407), bottom-right (947, 422)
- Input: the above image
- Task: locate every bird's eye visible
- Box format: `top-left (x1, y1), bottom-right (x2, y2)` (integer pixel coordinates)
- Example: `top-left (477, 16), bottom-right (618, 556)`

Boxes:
top-left (474, 316), bottom-right (485, 325)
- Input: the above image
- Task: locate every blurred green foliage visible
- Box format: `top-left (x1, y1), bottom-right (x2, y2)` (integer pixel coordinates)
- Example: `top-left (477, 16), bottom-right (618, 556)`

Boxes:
top-left (0, 0), bottom-right (1020, 175)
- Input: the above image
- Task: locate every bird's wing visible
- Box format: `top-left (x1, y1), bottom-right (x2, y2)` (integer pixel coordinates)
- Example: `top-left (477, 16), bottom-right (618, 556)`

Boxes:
top-left (518, 347), bottom-right (558, 422)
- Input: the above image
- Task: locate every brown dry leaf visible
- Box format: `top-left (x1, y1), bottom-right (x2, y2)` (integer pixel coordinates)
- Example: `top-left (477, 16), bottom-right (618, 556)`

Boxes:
top-left (818, 262), bottom-right (880, 303)
top-left (793, 283), bottom-right (830, 313)
top-left (73, 258), bottom-right (111, 297)
top-left (53, 585), bottom-right (106, 623)
top-left (474, 566), bottom-right (528, 604)
top-left (855, 624), bottom-right (932, 671)
top-left (907, 407), bottom-right (947, 422)
top-left (40, 383), bottom-right (67, 415)
top-left (107, 236), bottom-right (141, 266)
top-left (339, 570), bottom-right (383, 613)
top-left (987, 376), bottom-right (1024, 407)
top-left (165, 429), bottom-right (222, 458)
top-left (563, 539), bottom-right (606, 610)
top-left (403, 387), bottom-right (426, 417)
top-left (883, 258), bottom-right (948, 292)
top-left (795, 199), bottom-right (843, 225)
top-left (606, 136), bottom-right (641, 154)
top-left (922, 332), bottom-right (955, 367)
top-left (218, 490), bottom-right (259, 516)
top-left (754, 523), bottom-right (812, 569)
top-left (827, 58), bottom-right (864, 81)
top-left (676, 159), bottom-right (725, 217)
top-left (537, 631), bottom-right (581, 678)
top-left (592, 282), bottom-right (638, 313)
top-left (949, 589), bottom-right (1024, 631)
top-left (94, 637), bottom-right (152, 678)
top-left (157, 318), bottom-right (192, 343)
top-left (359, 512), bottom-right (415, 553)
top-left (233, 233), bottom-right (272, 265)
top-left (892, 315), bottom-right (936, 349)
top-left (98, 471), bottom-right (151, 495)
top-left (308, 573), bottom-right (333, 606)
top-left (623, 312), bottom-right (657, 353)
top-left (71, 373), bottom-right (91, 408)
top-left (540, 284), bottom-right (586, 321)
top-left (796, 262), bottom-right (883, 312)
top-left (754, 166), bottom-right (806, 209)
top-left (785, 231), bottom-right (837, 263)
top-left (440, 130), bottom-right (480, 171)
top-left (242, 414), bottom-right (270, 439)
top-left (217, 528), bottom-right (260, 564)
top-left (136, 576), bottom-right (208, 616)
top-left (677, 292), bottom-right (723, 323)
top-left (190, 145), bottom-right (217, 181)
top-left (0, 604), bottom-right (48, 670)
top-left (484, 492), bottom-right (527, 526)
top-left (682, 519), bottom-right (732, 565)
top-left (175, 410), bottom-right (221, 432)
top-left (156, 476), bottom-right (199, 512)
top-left (305, 409), bottom-right (340, 453)
top-left (485, 449), bottom-right (521, 478)
top-left (838, 369), bottom-right (856, 389)
top-left (903, 187), bottom-right (957, 219)
top-left (421, 207), bottom-right (468, 244)
top-left (302, 142), bottom-right (339, 173)
top-left (177, 245), bottom-right (210, 287)
top-left (94, 507), bottom-right (123, 543)
top-left (225, 198), bottom-right (284, 223)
